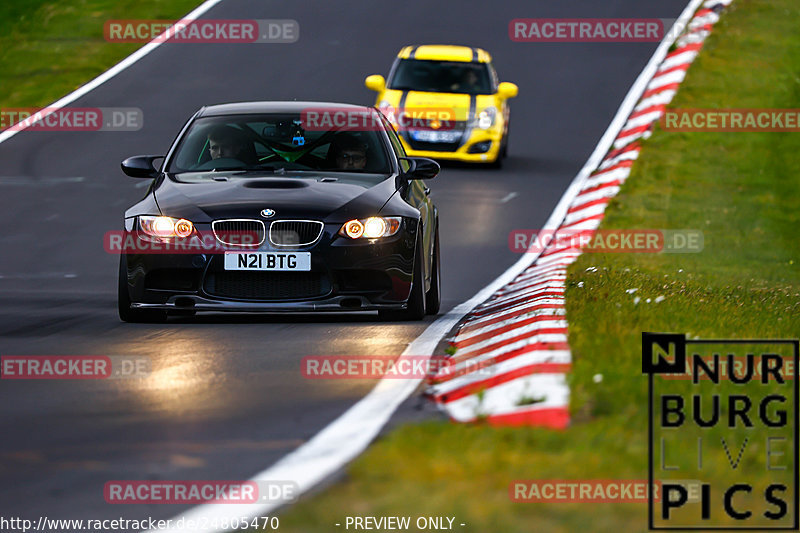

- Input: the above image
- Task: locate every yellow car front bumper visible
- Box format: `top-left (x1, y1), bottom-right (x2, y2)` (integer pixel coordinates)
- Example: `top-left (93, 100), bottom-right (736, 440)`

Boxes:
top-left (398, 129), bottom-right (504, 163)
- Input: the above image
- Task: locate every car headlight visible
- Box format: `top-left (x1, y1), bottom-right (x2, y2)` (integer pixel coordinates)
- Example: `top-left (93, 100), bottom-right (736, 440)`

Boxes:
top-left (339, 217), bottom-right (402, 239)
top-left (378, 101), bottom-right (397, 125)
top-left (475, 107), bottom-right (497, 130)
top-left (138, 216), bottom-right (194, 242)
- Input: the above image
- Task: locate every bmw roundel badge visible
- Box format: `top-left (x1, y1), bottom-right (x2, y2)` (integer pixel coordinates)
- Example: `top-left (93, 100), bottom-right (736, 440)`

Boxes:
top-left (260, 208), bottom-right (276, 218)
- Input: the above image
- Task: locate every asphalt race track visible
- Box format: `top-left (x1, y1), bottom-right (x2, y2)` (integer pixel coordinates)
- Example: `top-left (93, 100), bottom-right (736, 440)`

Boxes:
top-left (0, 0), bottom-right (691, 523)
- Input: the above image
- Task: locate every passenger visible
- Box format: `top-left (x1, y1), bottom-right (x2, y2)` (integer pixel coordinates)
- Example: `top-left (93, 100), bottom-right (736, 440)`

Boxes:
top-left (330, 133), bottom-right (369, 171)
top-left (451, 69), bottom-right (479, 93)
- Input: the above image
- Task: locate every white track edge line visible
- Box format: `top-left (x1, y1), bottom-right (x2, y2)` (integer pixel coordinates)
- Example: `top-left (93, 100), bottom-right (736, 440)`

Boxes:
top-left (0, 0), bottom-right (224, 145)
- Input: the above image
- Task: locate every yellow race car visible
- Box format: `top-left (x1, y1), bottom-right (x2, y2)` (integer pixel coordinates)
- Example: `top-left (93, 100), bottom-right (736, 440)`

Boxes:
top-left (365, 45), bottom-right (518, 166)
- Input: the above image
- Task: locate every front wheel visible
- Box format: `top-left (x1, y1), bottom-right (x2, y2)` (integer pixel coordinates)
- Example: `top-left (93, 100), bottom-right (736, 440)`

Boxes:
top-left (379, 232), bottom-right (427, 321)
top-left (501, 115), bottom-right (510, 158)
top-left (118, 255), bottom-right (167, 323)
top-left (425, 224), bottom-right (441, 315)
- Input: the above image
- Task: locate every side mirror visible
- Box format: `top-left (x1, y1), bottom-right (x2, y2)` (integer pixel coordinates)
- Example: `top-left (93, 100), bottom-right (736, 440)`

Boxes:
top-left (497, 82), bottom-right (519, 100)
top-left (121, 155), bottom-right (163, 178)
top-left (365, 74), bottom-right (386, 92)
top-left (400, 157), bottom-right (440, 180)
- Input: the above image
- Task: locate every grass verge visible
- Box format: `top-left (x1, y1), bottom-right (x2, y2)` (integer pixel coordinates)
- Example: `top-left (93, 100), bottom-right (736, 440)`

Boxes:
top-left (0, 0), bottom-right (201, 109)
top-left (276, 1), bottom-right (800, 531)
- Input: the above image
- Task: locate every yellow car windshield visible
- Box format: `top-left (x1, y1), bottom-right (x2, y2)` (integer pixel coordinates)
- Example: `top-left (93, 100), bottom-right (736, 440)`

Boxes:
top-left (389, 59), bottom-right (492, 95)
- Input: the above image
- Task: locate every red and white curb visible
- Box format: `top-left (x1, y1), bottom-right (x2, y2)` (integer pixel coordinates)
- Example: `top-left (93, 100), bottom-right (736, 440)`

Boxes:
top-left (426, 0), bottom-right (734, 429)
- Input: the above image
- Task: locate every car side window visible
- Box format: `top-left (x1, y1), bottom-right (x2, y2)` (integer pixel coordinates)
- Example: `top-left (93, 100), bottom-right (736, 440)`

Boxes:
top-left (488, 63), bottom-right (499, 93)
top-left (380, 116), bottom-right (410, 173)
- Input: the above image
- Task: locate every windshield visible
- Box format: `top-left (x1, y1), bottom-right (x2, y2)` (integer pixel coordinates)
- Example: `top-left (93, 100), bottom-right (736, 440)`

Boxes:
top-left (388, 59), bottom-right (493, 94)
top-left (166, 112), bottom-right (392, 174)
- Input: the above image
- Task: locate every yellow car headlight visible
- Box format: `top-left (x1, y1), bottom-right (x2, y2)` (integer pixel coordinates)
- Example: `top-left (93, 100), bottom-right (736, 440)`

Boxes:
top-left (476, 107), bottom-right (497, 130)
top-left (339, 217), bottom-right (401, 240)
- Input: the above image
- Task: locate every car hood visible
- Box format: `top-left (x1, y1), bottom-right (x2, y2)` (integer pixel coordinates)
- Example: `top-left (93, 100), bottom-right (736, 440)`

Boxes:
top-left (153, 173), bottom-right (399, 222)
top-left (380, 89), bottom-right (497, 120)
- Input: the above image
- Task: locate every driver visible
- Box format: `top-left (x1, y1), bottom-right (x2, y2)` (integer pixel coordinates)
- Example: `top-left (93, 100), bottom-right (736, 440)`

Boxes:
top-left (330, 133), bottom-right (368, 171)
top-left (207, 125), bottom-right (251, 161)
top-left (451, 68), bottom-right (479, 93)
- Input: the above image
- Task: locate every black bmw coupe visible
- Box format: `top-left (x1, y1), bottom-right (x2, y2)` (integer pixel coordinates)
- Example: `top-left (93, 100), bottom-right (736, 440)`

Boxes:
top-left (118, 102), bottom-right (441, 322)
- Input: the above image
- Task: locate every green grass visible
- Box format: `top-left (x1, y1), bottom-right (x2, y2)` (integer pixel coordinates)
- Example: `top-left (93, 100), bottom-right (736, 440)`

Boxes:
top-left (0, 0), bottom-right (201, 109)
top-left (275, 1), bottom-right (800, 531)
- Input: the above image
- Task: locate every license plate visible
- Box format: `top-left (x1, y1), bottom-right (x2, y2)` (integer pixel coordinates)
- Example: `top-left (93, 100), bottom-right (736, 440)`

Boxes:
top-left (410, 130), bottom-right (460, 143)
top-left (224, 252), bottom-right (311, 271)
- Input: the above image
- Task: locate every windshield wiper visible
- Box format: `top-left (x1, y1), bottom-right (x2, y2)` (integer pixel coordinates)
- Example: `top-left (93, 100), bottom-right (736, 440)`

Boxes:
top-left (207, 166), bottom-right (281, 174)
top-left (207, 166), bottom-right (247, 172)
top-left (232, 166), bottom-right (279, 173)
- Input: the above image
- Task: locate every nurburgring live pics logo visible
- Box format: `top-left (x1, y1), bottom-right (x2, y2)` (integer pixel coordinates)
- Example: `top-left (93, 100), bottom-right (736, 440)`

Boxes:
top-left (643, 332), bottom-right (799, 530)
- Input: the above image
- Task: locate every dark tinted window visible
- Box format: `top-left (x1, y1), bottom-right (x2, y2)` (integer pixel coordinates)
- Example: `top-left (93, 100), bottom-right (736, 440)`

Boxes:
top-left (388, 59), bottom-right (492, 95)
top-left (167, 112), bottom-right (391, 174)
top-left (379, 115), bottom-right (411, 172)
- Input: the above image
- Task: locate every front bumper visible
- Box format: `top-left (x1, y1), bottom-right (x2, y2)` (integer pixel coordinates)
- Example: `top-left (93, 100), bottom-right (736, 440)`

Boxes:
top-left (132, 294), bottom-right (406, 313)
top-left (399, 129), bottom-right (503, 163)
top-left (121, 221), bottom-right (418, 312)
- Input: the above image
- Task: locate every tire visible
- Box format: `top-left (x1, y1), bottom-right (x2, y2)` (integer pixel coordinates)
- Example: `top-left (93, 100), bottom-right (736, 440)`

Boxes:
top-left (118, 255), bottom-right (167, 323)
top-left (502, 116), bottom-right (510, 158)
top-left (425, 224), bottom-right (441, 315)
top-left (379, 231), bottom-right (427, 321)
top-left (490, 121), bottom-right (509, 167)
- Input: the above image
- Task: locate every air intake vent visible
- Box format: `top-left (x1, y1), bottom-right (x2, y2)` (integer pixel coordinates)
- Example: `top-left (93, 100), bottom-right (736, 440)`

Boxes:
top-left (212, 219), bottom-right (265, 247)
top-left (242, 179), bottom-right (308, 189)
top-left (204, 271), bottom-right (330, 300)
top-left (269, 220), bottom-right (324, 246)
